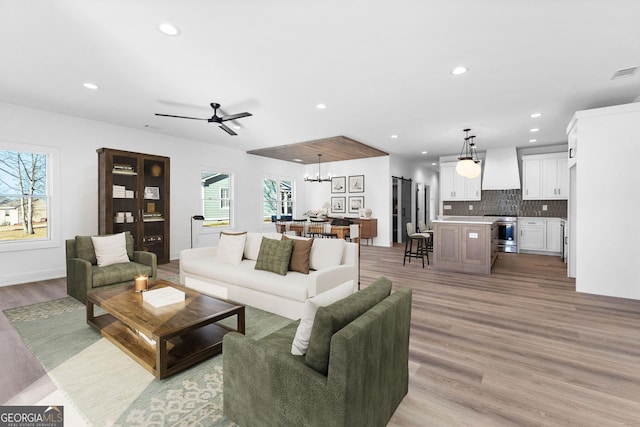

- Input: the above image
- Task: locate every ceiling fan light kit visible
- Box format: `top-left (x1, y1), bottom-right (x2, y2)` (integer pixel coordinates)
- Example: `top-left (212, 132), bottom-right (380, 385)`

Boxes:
top-left (456, 128), bottom-right (482, 179)
top-left (305, 154), bottom-right (331, 183)
top-left (155, 102), bottom-right (252, 136)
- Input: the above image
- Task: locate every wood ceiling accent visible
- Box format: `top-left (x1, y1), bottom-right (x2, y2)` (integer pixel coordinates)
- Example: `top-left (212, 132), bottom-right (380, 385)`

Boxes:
top-left (247, 135), bottom-right (388, 164)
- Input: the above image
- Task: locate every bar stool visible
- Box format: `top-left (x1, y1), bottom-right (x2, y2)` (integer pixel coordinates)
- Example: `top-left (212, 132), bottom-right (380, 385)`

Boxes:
top-left (403, 223), bottom-right (429, 267)
top-left (322, 223), bottom-right (338, 238)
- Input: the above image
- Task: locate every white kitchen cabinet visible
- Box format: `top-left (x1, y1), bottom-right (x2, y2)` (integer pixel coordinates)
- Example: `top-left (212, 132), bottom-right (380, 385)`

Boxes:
top-left (518, 219), bottom-right (546, 251)
top-left (518, 217), bottom-right (563, 254)
top-left (440, 162), bottom-right (481, 201)
top-left (522, 153), bottom-right (568, 200)
top-left (545, 219), bottom-right (562, 252)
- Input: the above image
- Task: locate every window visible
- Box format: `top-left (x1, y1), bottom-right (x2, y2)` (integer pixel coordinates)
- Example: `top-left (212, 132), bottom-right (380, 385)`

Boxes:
top-left (263, 177), bottom-right (294, 223)
top-left (0, 141), bottom-right (59, 252)
top-left (0, 150), bottom-right (48, 242)
top-left (201, 171), bottom-right (232, 227)
top-left (220, 188), bottom-right (230, 209)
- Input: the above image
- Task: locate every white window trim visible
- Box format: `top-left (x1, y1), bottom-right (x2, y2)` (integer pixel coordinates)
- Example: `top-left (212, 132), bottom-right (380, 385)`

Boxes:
top-left (262, 174), bottom-right (295, 228)
top-left (0, 140), bottom-right (60, 253)
top-left (200, 166), bottom-right (235, 234)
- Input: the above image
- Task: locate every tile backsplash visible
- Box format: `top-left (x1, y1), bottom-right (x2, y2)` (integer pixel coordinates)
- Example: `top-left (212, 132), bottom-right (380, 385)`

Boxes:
top-left (443, 190), bottom-right (567, 218)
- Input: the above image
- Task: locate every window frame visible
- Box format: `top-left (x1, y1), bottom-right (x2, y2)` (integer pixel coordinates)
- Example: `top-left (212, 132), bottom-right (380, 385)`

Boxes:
top-left (200, 168), bottom-right (234, 231)
top-left (0, 141), bottom-right (60, 253)
top-left (262, 175), bottom-right (295, 225)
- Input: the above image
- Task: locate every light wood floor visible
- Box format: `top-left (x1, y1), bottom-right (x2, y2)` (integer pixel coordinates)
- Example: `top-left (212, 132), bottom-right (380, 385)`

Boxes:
top-left (3, 246), bottom-right (640, 426)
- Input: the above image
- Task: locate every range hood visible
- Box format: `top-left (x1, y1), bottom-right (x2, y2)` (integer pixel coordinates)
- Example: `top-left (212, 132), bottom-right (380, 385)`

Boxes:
top-left (481, 147), bottom-right (521, 190)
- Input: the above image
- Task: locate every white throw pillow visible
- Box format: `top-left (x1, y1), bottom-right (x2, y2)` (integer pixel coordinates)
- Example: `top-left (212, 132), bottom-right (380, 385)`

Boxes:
top-left (291, 280), bottom-right (355, 356)
top-left (91, 233), bottom-right (130, 267)
top-left (216, 232), bottom-right (247, 265)
top-left (309, 238), bottom-right (345, 271)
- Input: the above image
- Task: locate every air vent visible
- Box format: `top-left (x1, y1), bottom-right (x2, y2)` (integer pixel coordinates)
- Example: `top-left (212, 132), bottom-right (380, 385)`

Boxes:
top-left (611, 66), bottom-right (639, 79)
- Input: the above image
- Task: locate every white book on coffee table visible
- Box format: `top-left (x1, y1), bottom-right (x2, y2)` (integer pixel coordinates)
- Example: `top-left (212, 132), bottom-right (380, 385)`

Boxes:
top-left (143, 286), bottom-right (185, 308)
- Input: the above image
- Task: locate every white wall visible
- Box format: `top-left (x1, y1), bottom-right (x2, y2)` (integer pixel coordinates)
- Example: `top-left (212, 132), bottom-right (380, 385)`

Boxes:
top-left (304, 156), bottom-right (392, 247)
top-left (570, 102), bottom-right (640, 300)
top-left (0, 101), bottom-right (304, 287)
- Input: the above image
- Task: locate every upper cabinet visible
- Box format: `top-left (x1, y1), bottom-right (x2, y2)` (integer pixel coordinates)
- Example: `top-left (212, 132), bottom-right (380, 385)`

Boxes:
top-left (521, 153), bottom-right (568, 200)
top-left (440, 162), bottom-right (481, 201)
top-left (97, 148), bottom-right (170, 264)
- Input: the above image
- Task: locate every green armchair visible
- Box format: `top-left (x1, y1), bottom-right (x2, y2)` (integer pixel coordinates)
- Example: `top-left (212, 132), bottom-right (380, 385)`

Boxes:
top-left (223, 277), bottom-right (412, 427)
top-left (65, 231), bottom-right (157, 303)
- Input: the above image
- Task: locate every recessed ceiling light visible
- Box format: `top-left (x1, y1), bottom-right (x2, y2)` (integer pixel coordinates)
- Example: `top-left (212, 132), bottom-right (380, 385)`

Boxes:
top-left (530, 128), bottom-right (539, 132)
top-left (529, 139), bottom-right (537, 143)
top-left (431, 162), bottom-right (437, 166)
top-left (83, 82), bottom-right (99, 90)
top-left (316, 103), bottom-right (327, 110)
top-left (530, 112), bottom-right (543, 118)
top-left (421, 151), bottom-right (428, 155)
top-left (391, 135), bottom-right (398, 139)
top-left (292, 158), bottom-right (303, 162)
top-left (451, 66), bottom-right (468, 75)
top-left (158, 23), bottom-right (180, 36)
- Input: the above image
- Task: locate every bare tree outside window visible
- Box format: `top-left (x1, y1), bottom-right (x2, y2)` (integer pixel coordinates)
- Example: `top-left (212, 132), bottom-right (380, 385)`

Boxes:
top-left (0, 150), bottom-right (48, 241)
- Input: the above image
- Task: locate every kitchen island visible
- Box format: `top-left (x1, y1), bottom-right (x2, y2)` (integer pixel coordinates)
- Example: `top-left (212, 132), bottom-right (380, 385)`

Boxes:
top-left (433, 217), bottom-right (498, 274)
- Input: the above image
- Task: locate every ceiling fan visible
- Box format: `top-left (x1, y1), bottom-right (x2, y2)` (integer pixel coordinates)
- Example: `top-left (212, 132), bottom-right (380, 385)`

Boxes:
top-left (155, 102), bottom-right (252, 136)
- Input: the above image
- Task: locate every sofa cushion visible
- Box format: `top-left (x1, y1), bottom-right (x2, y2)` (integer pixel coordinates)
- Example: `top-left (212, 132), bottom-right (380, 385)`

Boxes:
top-left (309, 238), bottom-right (345, 271)
top-left (255, 237), bottom-right (294, 276)
top-left (291, 280), bottom-right (355, 356)
top-left (216, 231), bottom-right (247, 265)
top-left (91, 232), bottom-right (130, 267)
top-left (283, 235), bottom-right (313, 274)
top-left (305, 276), bottom-right (393, 375)
top-left (244, 232), bottom-right (282, 261)
top-left (181, 259), bottom-right (312, 301)
top-left (91, 262), bottom-right (153, 288)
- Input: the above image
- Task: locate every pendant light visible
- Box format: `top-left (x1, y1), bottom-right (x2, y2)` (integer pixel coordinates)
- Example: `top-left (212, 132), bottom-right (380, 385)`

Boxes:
top-left (304, 154), bottom-right (331, 182)
top-left (456, 129), bottom-right (481, 179)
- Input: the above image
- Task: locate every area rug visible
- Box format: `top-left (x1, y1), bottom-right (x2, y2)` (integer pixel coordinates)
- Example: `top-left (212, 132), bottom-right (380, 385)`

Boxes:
top-left (4, 296), bottom-right (293, 426)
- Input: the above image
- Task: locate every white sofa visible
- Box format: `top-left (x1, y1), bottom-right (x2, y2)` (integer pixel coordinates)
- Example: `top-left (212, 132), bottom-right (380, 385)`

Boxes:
top-left (179, 232), bottom-right (359, 319)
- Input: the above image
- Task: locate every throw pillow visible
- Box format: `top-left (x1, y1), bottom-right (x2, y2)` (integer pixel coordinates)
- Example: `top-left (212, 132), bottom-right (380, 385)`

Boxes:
top-left (283, 235), bottom-right (314, 274)
top-left (255, 237), bottom-right (294, 276)
top-left (91, 232), bottom-right (130, 267)
top-left (215, 231), bottom-right (247, 265)
top-left (309, 238), bottom-right (345, 271)
top-left (291, 280), bottom-right (355, 356)
top-left (244, 232), bottom-right (282, 260)
top-left (305, 276), bottom-right (393, 375)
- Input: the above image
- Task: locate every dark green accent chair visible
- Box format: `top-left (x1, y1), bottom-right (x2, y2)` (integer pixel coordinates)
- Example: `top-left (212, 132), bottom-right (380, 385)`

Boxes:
top-left (223, 277), bottom-right (412, 427)
top-left (65, 232), bottom-right (157, 303)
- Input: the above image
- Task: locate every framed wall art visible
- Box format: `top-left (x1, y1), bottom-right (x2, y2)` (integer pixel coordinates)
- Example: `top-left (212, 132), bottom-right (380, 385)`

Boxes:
top-left (348, 175), bottom-right (364, 193)
top-left (331, 176), bottom-right (346, 193)
top-left (331, 196), bottom-right (346, 213)
top-left (349, 196), bottom-right (364, 213)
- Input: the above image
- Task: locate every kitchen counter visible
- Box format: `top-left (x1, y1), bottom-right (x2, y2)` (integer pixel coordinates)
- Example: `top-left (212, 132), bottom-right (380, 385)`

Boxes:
top-left (432, 218), bottom-right (498, 274)
top-left (434, 216), bottom-right (498, 225)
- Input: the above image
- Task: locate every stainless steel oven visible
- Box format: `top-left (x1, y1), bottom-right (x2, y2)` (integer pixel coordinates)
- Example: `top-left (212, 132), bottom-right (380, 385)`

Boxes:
top-left (486, 216), bottom-right (517, 253)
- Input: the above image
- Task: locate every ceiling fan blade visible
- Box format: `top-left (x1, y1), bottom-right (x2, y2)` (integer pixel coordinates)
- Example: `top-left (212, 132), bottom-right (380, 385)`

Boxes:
top-left (221, 112), bottom-right (252, 121)
top-left (219, 123), bottom-right (237, 136)
top-left (155, 113), bottom-right (208, 120)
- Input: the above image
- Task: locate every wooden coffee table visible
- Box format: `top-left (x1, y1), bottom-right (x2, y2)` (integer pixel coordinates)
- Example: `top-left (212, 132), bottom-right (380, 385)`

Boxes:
top-left (86, 280), bottom-right (245, 379)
